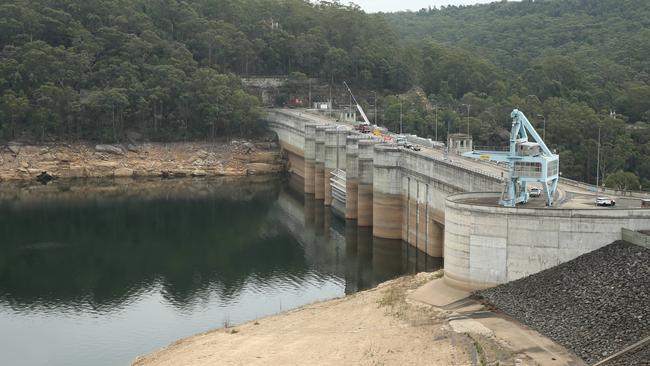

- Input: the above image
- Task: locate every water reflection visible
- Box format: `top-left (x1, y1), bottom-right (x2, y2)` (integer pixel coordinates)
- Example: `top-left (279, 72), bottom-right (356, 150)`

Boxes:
top-left (276, 180), bottom-right (442, 294)
top-left (0, 176), bottom-right (440, 366)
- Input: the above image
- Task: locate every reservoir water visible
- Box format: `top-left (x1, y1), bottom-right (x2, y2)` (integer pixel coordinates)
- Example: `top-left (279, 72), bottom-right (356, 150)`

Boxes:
top-left (0, 176), bottom-right (441, 366)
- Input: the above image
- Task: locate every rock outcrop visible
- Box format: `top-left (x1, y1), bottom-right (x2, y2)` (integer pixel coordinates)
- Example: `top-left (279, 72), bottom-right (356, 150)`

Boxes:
top-left (0, 141), bottom-right (283, 181)
top-left (95, 144), bottom-right (125, 155)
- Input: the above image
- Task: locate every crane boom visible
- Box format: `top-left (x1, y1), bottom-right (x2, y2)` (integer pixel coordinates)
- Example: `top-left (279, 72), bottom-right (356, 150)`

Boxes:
top-left (343, 81), bottom-right (370, 125)
top-left (463, 109), bottom-right (560, 207)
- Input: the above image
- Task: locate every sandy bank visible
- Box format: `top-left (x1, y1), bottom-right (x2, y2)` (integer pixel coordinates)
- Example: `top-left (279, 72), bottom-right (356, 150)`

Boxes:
top-left (0, 139), bottom-right (283, 181)
top-left (132, 272), bottom-right (529, 366)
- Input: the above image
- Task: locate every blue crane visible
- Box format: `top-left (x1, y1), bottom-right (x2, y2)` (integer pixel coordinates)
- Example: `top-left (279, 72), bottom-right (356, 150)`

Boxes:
top-left (463, 109), bottom-right (559, 207)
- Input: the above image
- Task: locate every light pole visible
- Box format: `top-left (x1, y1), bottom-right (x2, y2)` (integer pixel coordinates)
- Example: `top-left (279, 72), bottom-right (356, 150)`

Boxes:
top-left (349, 92), bottom-right (352, 112)
top-left (399, 95), bottom-right (403, 135)
top-left (336, 125), bottom-right (345, 170)
top-left (537, 114), bottom-right (546, 141)
top-left (328, 74), bottom-right (333, 117)
top-left (373, 91), bottom-right (377, 125)
top-left (596, 126), bottom-right (601, 190)
top-left (445, 116), bottom-right (451, 160)
top-left (462, 103), bottom-right (470, 137)
top-left (434, 104), bottom-right (438, 142)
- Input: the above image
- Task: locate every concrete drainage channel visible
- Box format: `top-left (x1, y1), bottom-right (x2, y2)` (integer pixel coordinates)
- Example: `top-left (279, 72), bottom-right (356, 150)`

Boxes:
top-left (408, 277), bottom-right (586, 366)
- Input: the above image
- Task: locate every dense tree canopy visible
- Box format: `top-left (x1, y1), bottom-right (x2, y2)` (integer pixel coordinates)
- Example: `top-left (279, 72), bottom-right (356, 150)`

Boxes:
top-left (0, 0), bottom-right (648, 188)
top-left (0, 0), bottom-right (405, 142)
top-left (381, 0), bottom-right (650, 188)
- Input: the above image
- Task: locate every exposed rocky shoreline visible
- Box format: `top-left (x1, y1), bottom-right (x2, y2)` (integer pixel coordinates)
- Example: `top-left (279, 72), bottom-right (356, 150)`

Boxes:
top-left (0, 175), bottom-right (283, 206)
top-left (0, 139), bottom-right (284, 182)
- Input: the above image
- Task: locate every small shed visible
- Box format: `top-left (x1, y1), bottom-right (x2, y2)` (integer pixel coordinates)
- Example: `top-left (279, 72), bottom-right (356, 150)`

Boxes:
top-left (448, 133), bottom-right (473, 155)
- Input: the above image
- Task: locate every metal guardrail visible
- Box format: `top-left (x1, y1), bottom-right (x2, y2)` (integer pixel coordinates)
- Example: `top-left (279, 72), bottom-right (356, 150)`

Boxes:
top-left (241, 74), bottom-right (288, 79)
top-left (409, 149), bottom-right (505, 183)
top-left (473, 146), bottom-right (510, 152)
top-left (560, 177), bottom-right (650, 198)
top-left (270, 109), bottom-right (508, 184)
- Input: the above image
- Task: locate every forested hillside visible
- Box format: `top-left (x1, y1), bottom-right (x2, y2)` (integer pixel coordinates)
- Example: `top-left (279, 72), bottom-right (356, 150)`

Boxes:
top-left (384, 0), bottom-right (650, 188)
top-left (0, 0), bottom-right (648, 188)
top-left (0, 0), bottom-right (404, 142)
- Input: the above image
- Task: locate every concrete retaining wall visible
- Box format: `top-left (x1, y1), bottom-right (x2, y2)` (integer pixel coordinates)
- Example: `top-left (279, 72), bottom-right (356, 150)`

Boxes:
top-left (444, 192), bottom-right (650, 290)
top-left (622, 228), bottom-right (650, 249)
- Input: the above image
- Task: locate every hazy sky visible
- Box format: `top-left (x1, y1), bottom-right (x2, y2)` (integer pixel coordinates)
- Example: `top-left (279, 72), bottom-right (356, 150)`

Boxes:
top-left (349, 0), bottom-right (499, 13)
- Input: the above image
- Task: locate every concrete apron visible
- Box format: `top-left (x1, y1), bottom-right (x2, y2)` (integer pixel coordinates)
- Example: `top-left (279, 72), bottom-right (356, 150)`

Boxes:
top-left (408, 278), bottom-right (587, 366)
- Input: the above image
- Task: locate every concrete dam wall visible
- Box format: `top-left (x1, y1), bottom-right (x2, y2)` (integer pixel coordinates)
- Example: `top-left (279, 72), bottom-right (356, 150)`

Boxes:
top-left (265, 109), bottom-right (650, 290)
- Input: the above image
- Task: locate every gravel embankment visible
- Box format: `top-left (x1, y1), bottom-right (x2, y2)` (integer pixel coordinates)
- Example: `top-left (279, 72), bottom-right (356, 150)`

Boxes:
top-left (600, 342), bottom-right (650, 366)
top-left (476, 241), bottom-right (650, 364)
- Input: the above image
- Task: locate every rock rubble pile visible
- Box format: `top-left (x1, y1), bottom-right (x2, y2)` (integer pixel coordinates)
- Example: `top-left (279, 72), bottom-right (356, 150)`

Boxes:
top-left (477, 241), bottom-right (650, 364)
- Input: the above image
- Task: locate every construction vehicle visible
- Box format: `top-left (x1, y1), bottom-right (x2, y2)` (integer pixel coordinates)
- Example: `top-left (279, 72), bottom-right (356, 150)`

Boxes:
top-left (357, 123), bottom-right (371, 133)
top-left (343, 81), bottom-right (372, 133)
top-left (287, 97), bottom-right (304, 108)
top-left (463, 109), bottom-right (559, 207)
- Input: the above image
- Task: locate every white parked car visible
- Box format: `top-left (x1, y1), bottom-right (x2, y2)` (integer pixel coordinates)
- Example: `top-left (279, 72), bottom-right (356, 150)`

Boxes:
top-left (395, 136), bottom-right (408, 146)
top-left (595, 197), bottom-right (616, 207)
top-left (529, 187), bottom-right (542, 198)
